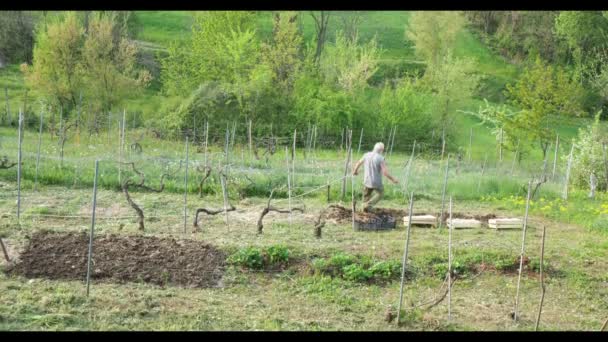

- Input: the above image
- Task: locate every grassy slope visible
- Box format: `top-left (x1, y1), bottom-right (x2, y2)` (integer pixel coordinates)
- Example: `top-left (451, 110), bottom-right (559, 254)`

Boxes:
top-left (0, 11), bottom-right (593, 165)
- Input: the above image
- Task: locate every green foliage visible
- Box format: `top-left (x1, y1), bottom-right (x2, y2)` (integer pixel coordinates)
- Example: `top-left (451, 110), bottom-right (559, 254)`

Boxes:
top-left (228, 247), bottom-right (265, 269)
top-left (422, 50), bottom-right (480, 131)
top-left (228, 245), bottom-right (291, 270)
top-left (311, 253), bottom-right (403, 283)
top-left (505, 57), bottom-right (585, 157)
top-left (570, 112), bottom-right (608, 190)
top-left (0, 11), bottom-right (36, 64)
top-left (378, 76), bottom-right (437, 141)
top-left (406, 11), bottom-right (466, 67)
top-left (555, 11), bottom-right (608, 71)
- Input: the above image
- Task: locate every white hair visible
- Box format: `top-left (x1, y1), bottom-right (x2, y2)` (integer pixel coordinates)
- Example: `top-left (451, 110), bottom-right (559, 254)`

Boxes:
top-left (373, 142), bottom-right (385, 153)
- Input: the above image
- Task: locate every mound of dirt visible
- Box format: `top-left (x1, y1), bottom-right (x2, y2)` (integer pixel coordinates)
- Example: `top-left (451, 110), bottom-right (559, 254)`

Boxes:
top-left (325, 205), bottom-right (497, 225)
top-left (6, 231), bottom-right (226, 288)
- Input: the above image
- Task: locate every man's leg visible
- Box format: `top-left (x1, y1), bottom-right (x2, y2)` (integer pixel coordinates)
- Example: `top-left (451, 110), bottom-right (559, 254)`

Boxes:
top-left (363, 187), bottom-right (373, 211)
top-left (367, 188), bottom-right (384, 208)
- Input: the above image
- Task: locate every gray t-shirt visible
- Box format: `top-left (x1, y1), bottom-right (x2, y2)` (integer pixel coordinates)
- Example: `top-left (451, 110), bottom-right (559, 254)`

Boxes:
top-left (362, 151), bottom-right (385, 189)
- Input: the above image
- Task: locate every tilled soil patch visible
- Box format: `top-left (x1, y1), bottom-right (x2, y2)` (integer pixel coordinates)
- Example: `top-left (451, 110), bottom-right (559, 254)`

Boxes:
top-left (5, 231), bottom-right (226, 288)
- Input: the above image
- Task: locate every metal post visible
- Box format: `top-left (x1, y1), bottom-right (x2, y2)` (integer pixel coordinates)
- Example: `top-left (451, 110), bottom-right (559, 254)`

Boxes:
top-left (34, 108), bottom-right (44, 192)
top-left (535, 225), bottom-right (547, 331)
top-left (403, 140), bottom-right (416, 196)
top-left (357, 127), bottom-right (363, 154)
top-left (511, 140), bottom-right (520, 178)
top-left (514, 180), bottom-right (532, 321)
top-left (204, 120), bottom-right (209, 168)
top-left (499, 127), bottom-right (503, 162)
top-left (351, 142), bottom-right (355, 230)
top-left (448, 196), bottom-right (453, 321)
top-left (248, 119), bottom-right (252, 167)
top-left (478, 154), bottom-right (488, 192)
top-left (439, 154), bottom-right (450, 229)
top-left (468, 127), bottom-right (473, 162)
top-left (563, 144), bottom-right (574, 200)
top-left (220, 173), bottom-right (229, 227)
top-left (16, 109), bottom-right (23, 222)
top-left (86, 160), bottom-right (100, 297)
top-left (183, 137), bottom-right (189, 234)
top-left (552, 135), bottom-right (559, 180)
top-left (286, 146), bottom-right (292, 226)
top-left (292, 128), bottom-right (297, 188)
top-left (396, 192), bottom-right (415, 326)
top-left (4, 87), bottom-right (9, 125)
top-left (389, 125), bottom-right (396, 158)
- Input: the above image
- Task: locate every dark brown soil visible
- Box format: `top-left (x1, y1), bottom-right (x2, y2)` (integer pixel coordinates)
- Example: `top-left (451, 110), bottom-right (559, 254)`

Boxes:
top-left (5, 231), bottom-right (226, 288)
top-left (325, 205), bottom-right (497, 224)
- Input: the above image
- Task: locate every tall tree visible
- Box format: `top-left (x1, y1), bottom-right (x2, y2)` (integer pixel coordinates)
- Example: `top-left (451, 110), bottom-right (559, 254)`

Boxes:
top-left (22, 11), bottom-right (85, 115)
top-left (310, 11), bottom-right (331, 65)
top-left (0, 11), bottom-right (36, 64)
top-left (262, 11), bottom-right (303, 94)
top-left (505, 57), bottom-right (585, 157)
top-left (406, 11), bottom-right (465, 67)
top-left (82, 11), bottom-right (152, 114)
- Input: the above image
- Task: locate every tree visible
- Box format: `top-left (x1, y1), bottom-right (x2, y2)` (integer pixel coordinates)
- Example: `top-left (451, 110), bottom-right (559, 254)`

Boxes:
top-left (406, 11), bottom-right (466, 67)
top-left (555, 11), bottom-right (608, 74)
top-left (310, 11), bottom-right (331, 65)
top-left (505, 57), bottom-right (585, 158)
top-left (378, 77), bottom-right (436, 143)
top-left (0, 11), bottom-right (36, 64)
top-left (261, 11), bottom-right (302, 94)
top-left (82, 11), bottom-right (151, 114)
top-left (569, 112), bottom-right (608, 191)
top-left (22, 12), bottom-right (85, 115)
top-left (338, 11), bottom-right (363, 43)
top-left (422, 50), bottom-right (480, 133)
top-left (320, 30), bottom-right (381, 94)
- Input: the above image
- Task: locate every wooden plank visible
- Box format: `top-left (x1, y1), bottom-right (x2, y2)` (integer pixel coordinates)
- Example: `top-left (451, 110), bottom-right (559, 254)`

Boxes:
top-left (403, 215), bottom-right (437, 227)
top-left (448, 219), bottom-right (481, 229)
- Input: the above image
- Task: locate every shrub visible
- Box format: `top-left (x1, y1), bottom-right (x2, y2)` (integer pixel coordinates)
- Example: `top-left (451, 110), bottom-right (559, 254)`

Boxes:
top-left (266, 245), bottom-right (290, 265)
top-left (227, 247), bottom-right (264, 269)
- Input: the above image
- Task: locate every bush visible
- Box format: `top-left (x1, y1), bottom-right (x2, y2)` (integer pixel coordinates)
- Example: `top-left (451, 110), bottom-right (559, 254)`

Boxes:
top-left (312, 253), bottom-right (402, 283)
top-left (228, 245), bottom-right (292, 270)
top-left (227, 247), bottom-right (264, 269)
top-left (569, 112), bottom-right (608, 191)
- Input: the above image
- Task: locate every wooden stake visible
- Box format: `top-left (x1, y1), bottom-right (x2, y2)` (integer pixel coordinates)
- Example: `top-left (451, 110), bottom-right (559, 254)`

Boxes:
top-left (397, 192), bottom-right (415, 326)
top-left (0, 238), bottom-right (9, 262)
top-left (514, 180), bottom-right (532, 322)
top-left (351, 141), bottom-right (355, 230)
top-left (439, 154), bottom-right (450, 229)
top-left (86, 160), bottom-right (100, 297)
top-left (389, 125), bottom-right (396, 158)
top-left (535, 225), bottom-right (547, 331)
top-left (220, 173), bottom-right (229, 227)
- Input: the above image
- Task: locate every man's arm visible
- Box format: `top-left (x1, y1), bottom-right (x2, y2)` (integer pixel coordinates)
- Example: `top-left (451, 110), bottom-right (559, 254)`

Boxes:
top-left (353, 158), bottom-right (364, 175)
top-left (381, 161), bottom-right (399, 184)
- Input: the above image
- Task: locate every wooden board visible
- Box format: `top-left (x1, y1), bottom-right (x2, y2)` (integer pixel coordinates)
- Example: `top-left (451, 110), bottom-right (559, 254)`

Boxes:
top-left (403, 215), bottom-right (437, 227)
top-left (488, 218), bottom-right (523, 229)
top-left (447, 219), bottom-right (481, 229)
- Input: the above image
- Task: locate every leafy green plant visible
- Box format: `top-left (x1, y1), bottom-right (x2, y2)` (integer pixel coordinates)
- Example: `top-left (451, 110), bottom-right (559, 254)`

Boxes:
top-left (266, 245), bottom-right (290, 265)
top-left (227, 247), bottom-right (264, 270)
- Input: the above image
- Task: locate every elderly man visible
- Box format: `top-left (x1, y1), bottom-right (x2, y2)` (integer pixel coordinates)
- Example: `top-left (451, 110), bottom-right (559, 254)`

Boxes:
top-left (352, 142), bottom-right (399, 212)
